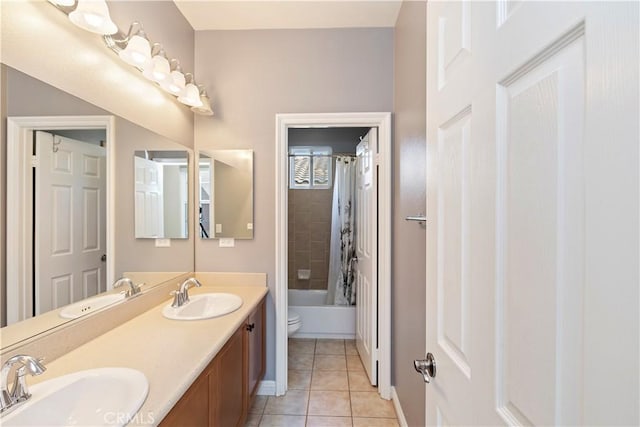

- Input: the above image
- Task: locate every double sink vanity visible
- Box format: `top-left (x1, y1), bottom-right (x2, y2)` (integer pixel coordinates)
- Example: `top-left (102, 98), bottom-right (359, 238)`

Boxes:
top-left (0, 274), bottom-right (268, 426)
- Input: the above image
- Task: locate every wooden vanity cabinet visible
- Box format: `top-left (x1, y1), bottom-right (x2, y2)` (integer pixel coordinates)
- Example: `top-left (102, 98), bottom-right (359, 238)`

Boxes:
top-left (245, 297), bottom-right (265, 406)
top-left (159, 297), bottom-right (266, 427)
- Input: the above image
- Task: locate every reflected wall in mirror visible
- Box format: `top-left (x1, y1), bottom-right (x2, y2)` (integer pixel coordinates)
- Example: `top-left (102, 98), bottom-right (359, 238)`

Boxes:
top-left (1, 64), bottom-right (194, 350)
top-left (134, 150), bottom-right (189, 239)
top-left (199, 150), bottom-right (254, 239)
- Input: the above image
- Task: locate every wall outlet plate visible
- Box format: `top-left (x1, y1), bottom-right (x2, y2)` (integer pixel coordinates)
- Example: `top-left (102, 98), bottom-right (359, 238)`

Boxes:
top-left (155, 238), bottom-right (171, 247)
top-left (219, 238), bottom-right (235, 248)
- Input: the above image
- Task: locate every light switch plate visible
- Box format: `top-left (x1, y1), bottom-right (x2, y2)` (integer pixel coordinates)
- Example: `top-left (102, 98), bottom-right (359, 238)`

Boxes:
top-left (215, 224), bottom-right (222, 233)
top-left (155, 238), bottom-right (171, 247)
top-left (247, 223), bottom-right (253, 230)
top-left (219, 238), bottom-right (235, 248)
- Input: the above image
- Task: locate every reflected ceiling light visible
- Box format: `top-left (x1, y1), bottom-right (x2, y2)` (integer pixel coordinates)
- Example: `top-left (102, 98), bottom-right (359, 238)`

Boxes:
top-left (68, 0), bottom-right (117, 35)
top-left (191, 88), bottom-right (214, 116)
top-left (161, 60), bottom-right (187, 96)
top-left (117, 23), bottom-right (152, 67)
top-left (143, 46), bottom-right (171, 83)
top-left (178, 74), bottom-right (203, 108)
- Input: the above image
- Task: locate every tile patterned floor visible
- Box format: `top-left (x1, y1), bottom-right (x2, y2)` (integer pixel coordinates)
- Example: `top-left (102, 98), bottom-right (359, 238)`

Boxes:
top-left (246, 339), bottom-right (399, 427)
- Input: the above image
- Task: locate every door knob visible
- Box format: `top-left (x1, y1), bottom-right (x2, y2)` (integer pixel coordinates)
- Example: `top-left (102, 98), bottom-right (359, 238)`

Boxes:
top-left (414, 352), bottom-right (436, 383)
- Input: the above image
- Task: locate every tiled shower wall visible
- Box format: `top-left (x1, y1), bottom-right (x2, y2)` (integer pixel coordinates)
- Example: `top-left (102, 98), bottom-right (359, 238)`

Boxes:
top-left (288, 189), bottom-right (333, 290)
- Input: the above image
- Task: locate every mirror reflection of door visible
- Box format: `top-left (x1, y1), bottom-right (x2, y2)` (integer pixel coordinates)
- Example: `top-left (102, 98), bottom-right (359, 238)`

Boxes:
top-left (34, 131), bottom-right (107, 315)
top-left (133, 150), bottom-right (189, 239)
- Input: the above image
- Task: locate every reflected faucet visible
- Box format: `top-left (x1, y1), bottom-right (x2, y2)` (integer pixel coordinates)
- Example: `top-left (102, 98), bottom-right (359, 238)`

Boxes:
top-left (170, 278), bottom-right (203, 308)
top-left (0, 355), bottom-right (46, 414)
top-left (113, 277), bottom-right (141, 298)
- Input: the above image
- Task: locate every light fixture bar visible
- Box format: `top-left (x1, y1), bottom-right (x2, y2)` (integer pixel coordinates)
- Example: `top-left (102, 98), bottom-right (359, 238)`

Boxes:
top-left (49, 2), bottom-right (213, 116)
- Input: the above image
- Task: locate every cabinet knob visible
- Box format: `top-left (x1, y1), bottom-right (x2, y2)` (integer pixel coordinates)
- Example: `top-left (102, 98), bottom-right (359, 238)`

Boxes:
top-left (245, 323), bottom-right (255, 332)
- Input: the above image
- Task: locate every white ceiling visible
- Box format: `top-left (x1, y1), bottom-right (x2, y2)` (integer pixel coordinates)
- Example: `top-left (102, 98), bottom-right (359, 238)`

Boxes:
top-left (173, 1), bottom-right (403, 31)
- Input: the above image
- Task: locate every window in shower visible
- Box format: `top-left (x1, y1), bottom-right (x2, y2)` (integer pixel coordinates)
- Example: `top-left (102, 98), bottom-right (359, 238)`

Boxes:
top-left (289, 146), bottom-right (332, 189)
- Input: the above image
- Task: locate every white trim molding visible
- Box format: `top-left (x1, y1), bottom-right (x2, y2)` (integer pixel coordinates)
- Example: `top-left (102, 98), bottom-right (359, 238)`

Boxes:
top-left (391, 386), bottom-right (409, 427)
top-left (6, 116), bottom-right (116, 324)
top-left (256, 380), bottom-right (276, 396)
top-left (275, 112), bottom-right (392, 399)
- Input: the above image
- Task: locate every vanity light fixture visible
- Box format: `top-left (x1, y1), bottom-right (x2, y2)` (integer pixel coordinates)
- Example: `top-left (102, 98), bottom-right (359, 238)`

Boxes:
top-left (68, 0), bottom-right (118, 35)
top-left (161, 60), bottom-right (187, 96)
top-left (48, 1), bottom-right (213, 115)
top-left (142, 45), bottom-right (171, 83)
top-left (191, 88), bottom-right (214, 116)
top-left (116, 23), bottom-right (152, 67)
top-left (177, 74), bottom-right (203, 108)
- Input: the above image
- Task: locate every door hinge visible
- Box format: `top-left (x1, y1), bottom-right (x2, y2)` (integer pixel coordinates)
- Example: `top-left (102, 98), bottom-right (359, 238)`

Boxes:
top-left (31, 155), bottom-right (39, 167)
top-left (375, 153), bottom-right (381, 165)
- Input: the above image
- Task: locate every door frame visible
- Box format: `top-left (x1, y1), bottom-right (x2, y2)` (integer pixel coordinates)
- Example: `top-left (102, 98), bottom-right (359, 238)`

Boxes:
top-left (6, 115), bottom-right (115, 324)
top-left (275, 112), bottom-right (392, 399)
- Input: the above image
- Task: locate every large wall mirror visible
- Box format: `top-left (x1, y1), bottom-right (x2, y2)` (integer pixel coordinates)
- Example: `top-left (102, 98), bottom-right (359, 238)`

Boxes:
top-left (199, 150), bottom-right (254, 239)
top-left (1, 65), bottom-right (195, 350)
top-left (134, 150), bottom-right (189, 239)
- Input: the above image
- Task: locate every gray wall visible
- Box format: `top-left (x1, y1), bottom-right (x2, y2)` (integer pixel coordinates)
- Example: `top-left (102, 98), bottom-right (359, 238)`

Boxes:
top-left (194, 28), bottom-right (394, 381)
top-left (392, 2), bottom-right (427, 426)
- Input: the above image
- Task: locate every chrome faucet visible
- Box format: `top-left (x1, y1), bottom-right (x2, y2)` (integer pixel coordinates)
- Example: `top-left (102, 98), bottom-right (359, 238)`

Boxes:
top-left (114, 277), bottom-right (141, 298)
top-left (170, 278), bottom-right (203, 308)
top-left (0, 355), bottom-right (46, 414)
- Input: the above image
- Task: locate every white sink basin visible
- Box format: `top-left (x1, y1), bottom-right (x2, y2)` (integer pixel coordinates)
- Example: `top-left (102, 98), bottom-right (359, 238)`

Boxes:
top-left (1, 367), bottom-right (148, 427)
top-left (59, 293), bottom-right (125, 319)
top-left (162, 293), bottom-right (243, 320)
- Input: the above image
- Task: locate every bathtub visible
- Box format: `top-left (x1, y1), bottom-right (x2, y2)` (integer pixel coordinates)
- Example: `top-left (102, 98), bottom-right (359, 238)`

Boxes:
top-left (288, 289), bottom-right (356, 339)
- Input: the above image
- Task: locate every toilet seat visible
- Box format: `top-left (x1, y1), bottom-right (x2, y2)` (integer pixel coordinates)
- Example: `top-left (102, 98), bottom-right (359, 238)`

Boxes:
top-left (288, 310), bottom-right (301, 324)
top-left (288, 309), bottom-right (302, 336)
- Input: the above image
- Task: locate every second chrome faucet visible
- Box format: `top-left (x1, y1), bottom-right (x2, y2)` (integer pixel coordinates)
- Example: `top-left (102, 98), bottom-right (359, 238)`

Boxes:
top-left (170, 278), bottom-right (203, 308)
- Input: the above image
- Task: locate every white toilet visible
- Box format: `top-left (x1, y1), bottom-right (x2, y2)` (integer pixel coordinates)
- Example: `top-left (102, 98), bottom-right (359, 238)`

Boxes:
top-left (287, 309), bottom-right (302, 336)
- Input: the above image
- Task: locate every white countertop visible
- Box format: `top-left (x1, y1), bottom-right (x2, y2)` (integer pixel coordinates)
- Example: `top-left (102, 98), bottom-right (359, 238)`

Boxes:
top-left (27, 285), bottom-right (268, 426)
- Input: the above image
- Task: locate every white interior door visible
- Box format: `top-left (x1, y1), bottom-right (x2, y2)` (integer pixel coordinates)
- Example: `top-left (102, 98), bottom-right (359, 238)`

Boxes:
top-left (424, 1), bottom-right (638, 425)
top-left (355, 128), bottom-right (378, 385)
top-left (134, 156), bottom-right (164, 238)
top-left (35, 131), bottom-right (107, 314)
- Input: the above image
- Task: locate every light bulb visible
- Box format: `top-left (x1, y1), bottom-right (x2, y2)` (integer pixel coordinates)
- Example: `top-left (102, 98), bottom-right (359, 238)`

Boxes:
top-left (178, 83), bottom-right (203, 107)
top-left (68, 0), bottom-right (117, 35)
top-left (119, 35), bottom-right (151, 67)
top-left (143, 55), bottom-right (171, 83)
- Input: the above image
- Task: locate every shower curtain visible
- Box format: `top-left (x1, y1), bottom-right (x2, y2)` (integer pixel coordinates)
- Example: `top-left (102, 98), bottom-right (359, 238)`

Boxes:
top-left (326, 156), bottom-right (357, 305)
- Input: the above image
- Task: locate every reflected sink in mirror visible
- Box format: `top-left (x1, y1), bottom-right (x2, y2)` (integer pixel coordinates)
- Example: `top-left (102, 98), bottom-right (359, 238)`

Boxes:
top-left (59, 293), bottom-right (126, 319)
top-left (1, 367), bottom-right (148, 427)
top-left (162, 293), bottom-right (243, 320)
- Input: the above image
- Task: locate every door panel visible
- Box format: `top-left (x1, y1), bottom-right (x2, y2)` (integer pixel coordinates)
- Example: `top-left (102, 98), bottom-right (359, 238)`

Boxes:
top-left (355, 128), bottom-right (378, 385)
top-left (425, 1), bottom-right (638, 425)
top-left (36, 132), bottom-right (107, 314)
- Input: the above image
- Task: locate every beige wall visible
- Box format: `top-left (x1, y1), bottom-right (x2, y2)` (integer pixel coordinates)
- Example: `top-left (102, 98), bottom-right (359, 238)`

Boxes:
top-left (194, 28), bottom-right (394, 381)
top-left (392, 2), bottom-right (427, 426)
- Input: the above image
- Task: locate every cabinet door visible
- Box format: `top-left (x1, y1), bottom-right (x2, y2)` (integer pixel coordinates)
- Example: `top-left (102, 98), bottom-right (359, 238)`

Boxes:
top-left (211, 326), bottom-right (245, 427)
top-left (159, 369), bottom-right (210, 427)
top-left (246, 298), bottom-right (265, 400)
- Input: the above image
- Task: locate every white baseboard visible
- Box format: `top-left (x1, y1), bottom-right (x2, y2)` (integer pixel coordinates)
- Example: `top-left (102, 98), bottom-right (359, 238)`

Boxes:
top-left (257, 380), bottom-right (276, 396)
top-left (391, 386), bottom-right (409, 427)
